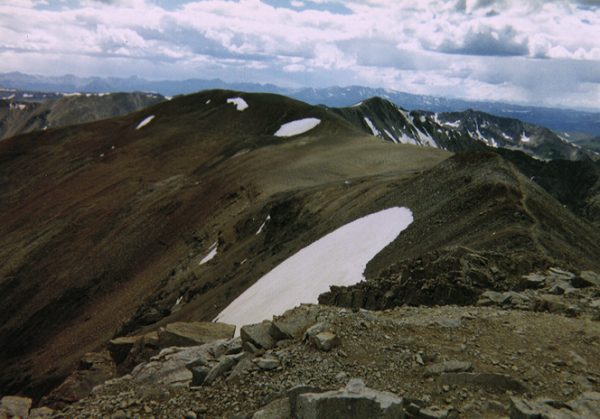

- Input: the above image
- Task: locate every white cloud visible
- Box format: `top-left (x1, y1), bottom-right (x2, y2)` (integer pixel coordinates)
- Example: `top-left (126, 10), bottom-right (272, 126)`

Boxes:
top-left (0, 0), bottom-right (599, 109)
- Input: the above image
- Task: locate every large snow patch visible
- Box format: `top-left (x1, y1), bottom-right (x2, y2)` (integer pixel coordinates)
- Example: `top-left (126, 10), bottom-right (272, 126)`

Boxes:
top-left (274, 118), bottom-right (321, 137)
top-left (215, 207), bottom-right (413, 329)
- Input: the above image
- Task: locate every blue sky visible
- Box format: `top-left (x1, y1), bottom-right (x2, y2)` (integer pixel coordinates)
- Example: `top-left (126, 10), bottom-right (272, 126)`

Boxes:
top-left (1, 0), bottom-right (599, 110)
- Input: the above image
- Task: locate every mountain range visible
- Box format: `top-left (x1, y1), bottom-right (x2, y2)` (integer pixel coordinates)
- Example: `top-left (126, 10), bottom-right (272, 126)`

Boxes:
top-left (2, 71), bottom-right (600, 138)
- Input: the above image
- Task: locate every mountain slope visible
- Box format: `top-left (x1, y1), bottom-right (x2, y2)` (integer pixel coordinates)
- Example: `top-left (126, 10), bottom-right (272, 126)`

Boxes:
top-left (332, 97), bottom-right (597, 161)
top-left (0, 92), bottom-right (164, 140)
top-left (0, 90), bottom-right (448, 400)
top-left (1, 89), bottom-right (599, 406)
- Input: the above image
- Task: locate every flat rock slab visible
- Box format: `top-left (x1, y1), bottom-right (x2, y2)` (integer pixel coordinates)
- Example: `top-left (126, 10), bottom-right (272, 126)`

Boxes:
top-left (296, 378), bottom-right (404, 419)
top-left (439, 372), bottom-right (528, 393)
top-left (510, 392), bottom-right (600, 419)
top-left (158, 322), bottom-right (235, 347)
top-left (425, 361), bottom-right (473, 377)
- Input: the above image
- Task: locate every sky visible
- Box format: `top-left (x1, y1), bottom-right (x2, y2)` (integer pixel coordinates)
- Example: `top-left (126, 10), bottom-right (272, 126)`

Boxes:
top-left (0, 0), bottom-right (599, 110)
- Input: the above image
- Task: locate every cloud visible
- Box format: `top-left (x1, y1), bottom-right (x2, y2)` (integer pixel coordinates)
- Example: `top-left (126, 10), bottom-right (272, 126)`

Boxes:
top-left (0, 0), bottom-right (599, 110)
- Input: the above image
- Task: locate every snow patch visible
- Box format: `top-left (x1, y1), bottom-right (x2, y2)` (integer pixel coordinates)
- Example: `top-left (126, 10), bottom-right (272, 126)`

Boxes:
top-left (520, 132), bottom-right (531, 143)
top-left (351, 101), bottom-right (363, 107)
top-left (205, 99), bottom-right (211, 104)
top-left (227, 97), bottom-right (248, 111)
top-left (363, 117), bottom-right (381, 137)
top-left (135, 115), bottom-right (155, 130)
top-left (199, 241), bottom-right (218, 265)
top-left (442, 120), bottom-right (461, 128)
top-left (274, 118), bottom-right (321, 137)
top-left (214, 207), bottom-right (413, 329)
top-left (256, 215), bottom-right (271, 235)
top-left (383, 129), bottom-right (399, 144)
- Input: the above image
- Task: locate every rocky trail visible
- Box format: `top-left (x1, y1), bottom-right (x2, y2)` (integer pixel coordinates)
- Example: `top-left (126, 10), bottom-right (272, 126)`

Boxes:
top-left (2, 267), bottom-right (599, 418)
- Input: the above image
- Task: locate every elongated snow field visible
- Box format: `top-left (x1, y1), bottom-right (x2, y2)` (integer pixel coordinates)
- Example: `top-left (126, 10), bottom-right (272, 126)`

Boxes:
top-left (215, 207), bottom-right (413, 330)
top-left (274, 118), bottom-right (321, 137)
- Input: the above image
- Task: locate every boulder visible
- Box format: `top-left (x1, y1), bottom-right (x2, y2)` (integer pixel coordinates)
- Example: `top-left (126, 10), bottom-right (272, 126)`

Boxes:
top-left (296, 378), bottom-right (404, 418)
top-left (29, 406), bottom-right (54, 418)
top-left (424, 361), bottom-right (473, 377)
top-left (43, 350), bottom-right (116, 407)
top-left (131, 345), bottom-right (213, 386)
top-left (517, 273), bottom-right (546, 290)
top-left (310, 332), bottom-right (340, 352)
top-left (252, 398), bottom-right (291, 419)
top-left (108, 335), bottom-right (141, 364)
top-left (438, 373), bottom-right (528, 393)
top-left (510, 392), bottom-right (600, 418)
top-left (576, 271), bottom-right (600, 288)
top-left (158, 322), bottom-right (235, 347)
top-left (270, 305), bottom-right (319, 340)
top-left (241, 321), bottom-right (276, 350)
top-left (255, 355), bottom-right (280, 371)
top-left (203, 354), bottom-right (243, 385)
top-left (0, 396), bottom-right (32, 418)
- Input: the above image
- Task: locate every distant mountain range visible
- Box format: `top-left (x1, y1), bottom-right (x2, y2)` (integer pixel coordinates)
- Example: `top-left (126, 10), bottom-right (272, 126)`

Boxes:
top-left (2, 72), bottom-right (600, 137)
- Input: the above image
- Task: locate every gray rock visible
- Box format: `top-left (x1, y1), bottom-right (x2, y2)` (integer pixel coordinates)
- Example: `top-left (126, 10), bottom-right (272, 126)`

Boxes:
top-left (424, 361), bottom-right (473, 377)
top-left (227, 356), bottom-right (258, 382)
top-left (518, 273), bottom-right (546, 290)
top-left (190, 365), bottom-right (211, 386)
top-left (417, 405), bottom-right (458, 419)
top-left (287, 385), bottom-right (322, 414)
top-left (252, 397), bottom-right (291, 419)
top-left (158, 321), bottom-right (235, 347)
top-left (439, 372), bottom-right (528, 393)
top-left (567, 391), bottom-right (600, 418)
top-left (310, 332), bottom-right (340, 352)
top-left (29, 406), bottom-right (54, 418)
top-left (241, 321), bottom-right (276, 350)
top-left (0, 396), bottom-right (32, 418)
top-left (108, 335), bottom-right (142, 364)
top-left (203, 354), bottom-right (242, 385)
top-left (185, 411), bottom-right (198, 419)
top-left (303, 323), bottom-right (328, 341)
top-left (131, 345), bottom-right (213, 386)
top-left (255, 356), bottom-right (280, 371)
top-left (296, 378), bottom-right (404, 418)
top-left (211, 337), bottom-right (243, 358)
top-left (548, 280), bottom-right (575, 295)
top-left (547, 267), bottom-right (576, 280)
top-left (575, 271), bottom-right (600, 288)
top-left (270, 305), bottom-right (319, 340)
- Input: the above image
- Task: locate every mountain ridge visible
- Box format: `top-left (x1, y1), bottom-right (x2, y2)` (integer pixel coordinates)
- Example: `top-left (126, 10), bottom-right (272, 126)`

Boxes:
top-left (2, 71), bottom-right (600, 136)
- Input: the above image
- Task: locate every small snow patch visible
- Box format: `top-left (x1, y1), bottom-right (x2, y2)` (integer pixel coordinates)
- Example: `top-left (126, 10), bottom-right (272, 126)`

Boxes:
top-left (199, 241), bottom-right (218, 265)
top-left (520, 132), bottom-right (531, 143)
top-left (136, 115), bottom-right (155, 130)
top-left (364, 117), bottom-right (381, 137)
top-left (255, 215), bottom-right (271, 235)
top-left (227, 97), bottom-right (248, 111)
top-left (206, 99), bottom-right (211, 104)
top-left (274, 118), bottom-right (321, 137)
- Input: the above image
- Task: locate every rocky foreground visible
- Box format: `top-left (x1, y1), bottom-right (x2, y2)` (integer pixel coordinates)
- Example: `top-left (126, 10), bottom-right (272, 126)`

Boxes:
top-left (2, 267), bottom-right (600, 418)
